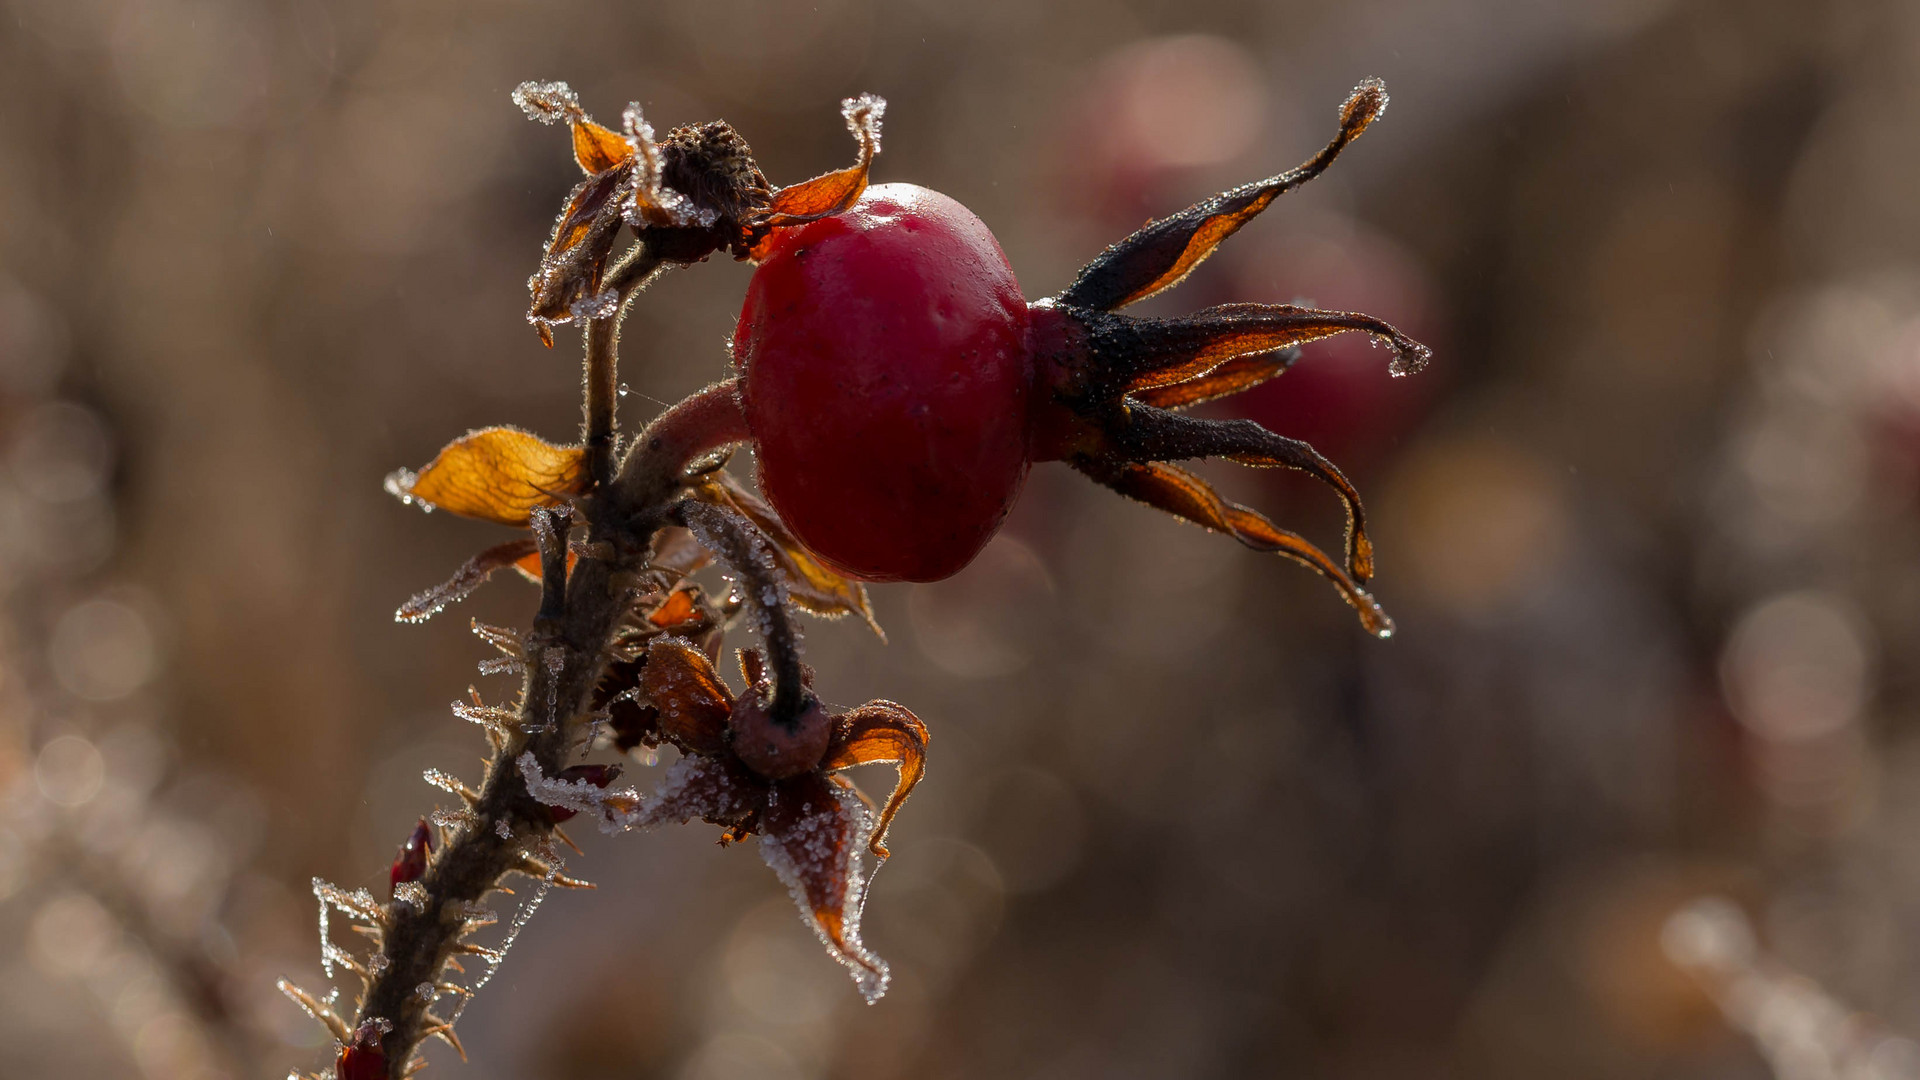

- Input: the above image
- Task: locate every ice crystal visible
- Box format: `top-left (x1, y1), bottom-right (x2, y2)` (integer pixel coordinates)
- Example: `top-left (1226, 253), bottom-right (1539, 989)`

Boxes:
top-left (382, 468), bottom-right (428, 510)
top-left (517, 752), bottom-right (642, 833)
top-left (422, 768), bottom-right (472, 799)
top-left (841, 92), bottom-right (886, 154)
top-left (394, 881), bottom-right (428, 911)
top-left (569, 287), bottom-right (620, 322)
top-left (477, 655), bottom-right (526, 677)
top-left (512, 80), bottom-right (581, 125)
top-left (312, 879), bottom-right (381, 979)
top-left (430, 808), bottom-right (477, 836)
top-left (451, 700), bottom-right (518, 736)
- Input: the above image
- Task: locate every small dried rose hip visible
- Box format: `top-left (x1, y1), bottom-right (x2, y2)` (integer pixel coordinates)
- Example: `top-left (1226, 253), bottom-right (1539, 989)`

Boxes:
top-left (729, 693), bottom-right (831, 780)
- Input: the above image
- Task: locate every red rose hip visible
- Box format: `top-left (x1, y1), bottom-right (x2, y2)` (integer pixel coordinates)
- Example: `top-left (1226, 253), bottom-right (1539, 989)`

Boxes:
top-left (734, 183), bottom-right (1032, 582)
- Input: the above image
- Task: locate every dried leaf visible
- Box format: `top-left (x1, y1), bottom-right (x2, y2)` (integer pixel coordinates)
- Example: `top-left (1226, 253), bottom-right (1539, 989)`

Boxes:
top-left (693, 473), bottom-right (883, 637)
top-left (386, 427), bottom-right (589, 526)
top-left (823, 701), bottom-right (928, 858)
top-left (641, 639), bottom-right (734, 755)
top-left (760, 772), bottom-right (889, 1001)
top-left (396, 538), bottom-right (539, 623)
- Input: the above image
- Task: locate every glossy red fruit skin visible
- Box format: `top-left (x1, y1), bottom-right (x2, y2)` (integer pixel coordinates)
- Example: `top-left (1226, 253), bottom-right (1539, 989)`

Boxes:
top-left (735, 183), bottom-right (1032, 583)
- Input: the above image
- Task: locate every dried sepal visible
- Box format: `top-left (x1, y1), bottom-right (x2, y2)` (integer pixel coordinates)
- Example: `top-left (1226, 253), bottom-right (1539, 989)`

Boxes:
top-left (396, 537), bottom-right (539, 623)
top-left (631, 754), bottom-right (765, 832)
top-left (692, 472), bottom-right (882, 636)
top-left (640, 638), bottom-right (734, 755)
top-left (1081, 458), bottom-right (1392, 637)
top-left (822, 701), bottom-right (928, 858)
top-left (755, 93), bottom-right (886, 233)
top-left (1131, 347), bottom-right (1299, 411)
top-left (760, 772), bottom-right (889, 1001)
top-left (386, 427), bottom-right (589, 526)
top-left (527, 162), bottom-right (632, 343)
top-left (573, 115), bottom-right (633, 174)
top-left (1112, 403), bottom-right (1379, 583)
top-left (1058, 78), bottom-right (1388, 312)
top-left (1115, 303), bottom-right (1429, 390)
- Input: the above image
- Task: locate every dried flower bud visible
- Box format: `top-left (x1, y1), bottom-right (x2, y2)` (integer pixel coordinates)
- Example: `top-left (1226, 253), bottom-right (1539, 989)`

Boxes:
top-left (389, 819), bottom-right (431, 892)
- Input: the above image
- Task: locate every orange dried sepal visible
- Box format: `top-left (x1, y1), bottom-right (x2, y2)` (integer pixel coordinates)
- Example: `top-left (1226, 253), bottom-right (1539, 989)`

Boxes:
top-left (640, 638), bottom-right (733, 755)
top-left (823, 701), bottom-right (927, 858)
top-left (1102, 460), bottom-right (1392, 637)
top-left (760, 771), bottom-right (887, 999)
top-left (1059, 79), bottom-right (1388, 312)
top-left (647, 586), bottom-right (705, 631)
top-left (749, 94), bottom-right (885, 253)
top-left (571, 118), bottom-right (633, 174)
top-left (1130, 351), bottom-right (1293, 410)
top-left (387, 427), bottom-right (590, 526)
top-left (693, 474), bottom-right (882, 636)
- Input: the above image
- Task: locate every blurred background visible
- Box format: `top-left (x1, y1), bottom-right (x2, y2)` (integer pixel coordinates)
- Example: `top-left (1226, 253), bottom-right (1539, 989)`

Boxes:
top-left (3, 0), bottom-right (1919, 1076)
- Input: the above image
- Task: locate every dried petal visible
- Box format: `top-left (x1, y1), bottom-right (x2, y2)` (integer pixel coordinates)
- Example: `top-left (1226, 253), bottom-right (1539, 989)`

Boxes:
top-left (396, 538), bottom-right (539, 623)
top-left (693, 473), bottom-right (882, 637)
top-left (755, 93), bottom-right (885, 235)
top-left (386, 427), bottom-right (589, 526)
top-left (823, 701), bottom-right (928, 858)
top-left (760, 772), bottom-right (889, 1001)
top-left (640, 639), bottom-right (734, 755)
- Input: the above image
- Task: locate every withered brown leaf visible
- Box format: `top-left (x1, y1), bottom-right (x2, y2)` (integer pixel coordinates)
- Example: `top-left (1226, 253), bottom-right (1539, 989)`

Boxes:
top-left (386, 426), bottom-right (590, 526)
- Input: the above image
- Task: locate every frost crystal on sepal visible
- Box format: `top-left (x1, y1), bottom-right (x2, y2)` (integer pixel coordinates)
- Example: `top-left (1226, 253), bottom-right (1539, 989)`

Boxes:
top-left (841, 93), bottom-right (885, 154)
top-left (517, 752), bottom-right (643, 833)
top-left (513, 81), bottom-right (581, 124)
top-left (759, 778), bottom-right (890, 1002)
top-left (629, 755), bottom-right (763, 830)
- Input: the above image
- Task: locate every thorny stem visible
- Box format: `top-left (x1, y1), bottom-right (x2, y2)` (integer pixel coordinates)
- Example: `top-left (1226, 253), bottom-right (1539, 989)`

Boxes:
top-left (350, 252), bottom-right (749, 1079)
